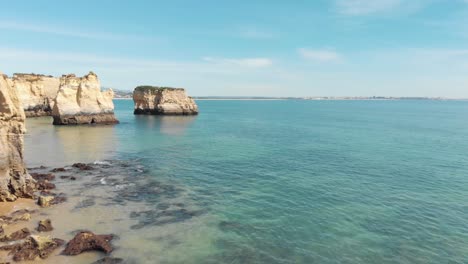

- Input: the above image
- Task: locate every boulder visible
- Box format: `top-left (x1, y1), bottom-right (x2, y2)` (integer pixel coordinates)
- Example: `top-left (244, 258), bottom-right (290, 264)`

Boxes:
top-left (37, 195), bottom-right (54, 207)
top-left (63, 231), bottom-right (113, 255)
top-left (0, 72), bottom-right (36, 201)
top-left (37, 193), bottom-right (66, 207)
top-left (52, 72), bottom-right (119, 125)
top-left (8, 73), bottom-right (60, 117)
top-left (36, 219), bottom-right (53, 232)
top-left (133, 86), bottom-right (198, 115)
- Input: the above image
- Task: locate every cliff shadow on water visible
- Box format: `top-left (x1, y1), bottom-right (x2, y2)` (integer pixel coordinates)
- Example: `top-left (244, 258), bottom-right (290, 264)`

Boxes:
top-left (24, 117), bottom-right (119, 167)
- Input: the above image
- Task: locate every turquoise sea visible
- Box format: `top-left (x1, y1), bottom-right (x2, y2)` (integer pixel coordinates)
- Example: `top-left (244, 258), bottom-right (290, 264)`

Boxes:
top-left (25, 100), bottom-right (468, 263)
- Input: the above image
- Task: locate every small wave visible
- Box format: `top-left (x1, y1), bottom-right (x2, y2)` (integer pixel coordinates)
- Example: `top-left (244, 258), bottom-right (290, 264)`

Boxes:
top-left (100, 177), bottom-right (107, 185)
top-left (94, 160), bottom-right (111, 165)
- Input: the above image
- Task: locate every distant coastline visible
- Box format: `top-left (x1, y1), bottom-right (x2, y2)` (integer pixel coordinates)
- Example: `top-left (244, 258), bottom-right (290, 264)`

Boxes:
top-left (113, 95), bottom-right (468, 101)
top-left (191, 96), bottom-right (466, 101)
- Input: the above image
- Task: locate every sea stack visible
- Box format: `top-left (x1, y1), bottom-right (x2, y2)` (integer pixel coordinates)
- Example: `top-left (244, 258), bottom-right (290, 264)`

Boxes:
top-left (0, 73), bottom-right (36, 201)
top-left (52, 72), bottom-right (119, 125)
top-left (133, 86), bottom-right (198, 115)
top-left (8, 73), bottom-right (60, 117)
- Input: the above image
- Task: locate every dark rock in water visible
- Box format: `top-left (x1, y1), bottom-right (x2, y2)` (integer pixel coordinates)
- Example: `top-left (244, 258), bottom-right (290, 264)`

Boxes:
top-left (218, 221), bottom-right (243, 232)
top-left (92, 257), bottom-right (124, 264)
top-left (0, 209), bottom-right (36, 225)
top-left (60, 175), bottom-right (77, 180)
top-left (36, 219), bottom-right (53, 232)
top-left (0, 228), bottom-right (30, 242)
top-left (74, 198), bottom-right (96, 210)
top-left (51, 167), bottom-right (66, 172)
top-left (63, 231), bottom-right (114, 255)
top-left (51, 193), bottom-right (67, 204)
top-left (30, 173), bottom-right (55, 181)
top-left (30, 173), bottom-right (56, 190)
top-left (2, 236), bottom-right (64, 261)
top-left (72, 163), bottom-right (93, 170)
top-left (130, 208), bottom-right (204, 229)
top-left (28, 165), bottom-right (48, 170)
top-left (37, 180), bottom-right (56, 190)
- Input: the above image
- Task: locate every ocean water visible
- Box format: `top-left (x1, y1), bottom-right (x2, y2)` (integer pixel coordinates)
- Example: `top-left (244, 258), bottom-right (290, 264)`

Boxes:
top-left (24, 100), bottom-right (468, 263)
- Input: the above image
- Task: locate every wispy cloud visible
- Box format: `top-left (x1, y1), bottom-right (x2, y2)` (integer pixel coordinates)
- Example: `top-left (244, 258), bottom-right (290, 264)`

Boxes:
top-left (238, 27), bottom-right (275, 39)
top-left (202, 57), bottom-right (273, 68)
top-left (0, 20), bottom-right (160, 41)
top-left (335, 0), bottom-right (403, 15)
top-left (298, 48), bottom-right (342, 62)
top-left (0, 47), bottom-right (273, 75)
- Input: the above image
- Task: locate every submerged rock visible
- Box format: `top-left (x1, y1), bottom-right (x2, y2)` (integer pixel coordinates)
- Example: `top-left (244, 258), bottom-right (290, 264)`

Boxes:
top-left (92, 257), bottom-right (124, 264)
top-left (36, 180), bottom-right (56, 190)
top-left (36, 219), bottom-right (53, 232)
top-left (63, 231), bottom-right (114, 255)
top-left (0, 209), bottom-right (36, 225)
top-left (0, 72), bottom-right (36, 201)
top-left (30, 173), bottom-right (56, 190)
top-left (0, 235), bottom-right (64, 261)
top-left (72, 163), bottom-right (93, 170)
top-left (0, 228), bottom-right (30, 242)
top-left (7, 73), bottom-right (60, 117)
top-left (51, 167), bottom-right (66, 172)
top-left (52, 72), bottom-right (119, 125)
top-left (133, 86), bottom-right (198, 115)
top-left (30, 173), bottom-right (55, 181)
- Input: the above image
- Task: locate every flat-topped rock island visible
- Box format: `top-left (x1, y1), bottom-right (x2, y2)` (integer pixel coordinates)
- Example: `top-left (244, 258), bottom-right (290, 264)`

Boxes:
top-left (133, 86), bottom-right (198, 115)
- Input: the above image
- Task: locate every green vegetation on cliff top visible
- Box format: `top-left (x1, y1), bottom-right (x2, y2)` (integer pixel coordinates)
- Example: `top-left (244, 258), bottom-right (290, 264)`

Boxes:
top-left (134, 86), bottom-right (184, 92)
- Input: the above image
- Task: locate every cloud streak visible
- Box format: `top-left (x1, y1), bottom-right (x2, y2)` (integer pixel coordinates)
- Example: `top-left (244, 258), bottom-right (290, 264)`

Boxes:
top-left (298, 48), bottom-right (342, 62)
top-left (0, 20), bottom-right (160, 41)
top-left (202, 57), bottom-right (273, 68)
top-left (335, 0), bottom-right (403, 15)
top-left (0, 47), bottom-right (273, 75)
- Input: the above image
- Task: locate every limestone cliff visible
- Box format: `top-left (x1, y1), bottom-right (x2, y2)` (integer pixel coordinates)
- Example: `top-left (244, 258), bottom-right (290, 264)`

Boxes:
top-left (133, 86), bottom-right (198, 115)
top-left (52, 72), bottom-right (119, 125)
top-left (0, 73), bottom-right (36, 201)
top-left (9, 74), bottom-right (60, 117)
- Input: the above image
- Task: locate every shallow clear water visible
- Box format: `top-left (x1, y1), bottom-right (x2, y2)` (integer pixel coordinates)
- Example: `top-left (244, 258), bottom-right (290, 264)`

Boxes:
top-left (24, 100), bottom-right (468, 263)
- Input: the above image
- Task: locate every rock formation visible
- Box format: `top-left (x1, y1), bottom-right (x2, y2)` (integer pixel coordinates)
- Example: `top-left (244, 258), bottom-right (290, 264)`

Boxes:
top-left (8, 74), bottom-right (60, 117)
top-left (0, 73), bottom-right (36, 201)
top-left (0, 235), bottom-right (65, 261)
top-left (133, 86), bottom-right (198, 115)
top-left (52, 72), bottom-right (119, 125)
top-left (63, 231), bottom-right (114, 255)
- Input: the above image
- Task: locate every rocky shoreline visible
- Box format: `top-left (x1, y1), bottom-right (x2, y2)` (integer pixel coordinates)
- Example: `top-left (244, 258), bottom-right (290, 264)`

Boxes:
top-left (0, 163), bottom-right (123, 263)
top-left (1, 160), bottom-right (206, 263)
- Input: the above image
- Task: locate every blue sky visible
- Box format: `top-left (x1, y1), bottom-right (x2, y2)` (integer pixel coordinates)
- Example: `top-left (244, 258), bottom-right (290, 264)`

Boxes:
top-left (1, 0), bottom-right (467, 97)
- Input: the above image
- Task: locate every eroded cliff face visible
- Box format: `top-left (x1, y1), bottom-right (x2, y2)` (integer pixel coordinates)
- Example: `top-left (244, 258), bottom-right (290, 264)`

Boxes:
top-left (0, 73), bottom-right (35, 201)
top-left (9, 74), bottom-right (60, 117)
top-left (133, 86), bottom-right (198, 115)
top-left (52, 72), bottom-right (118, 125)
